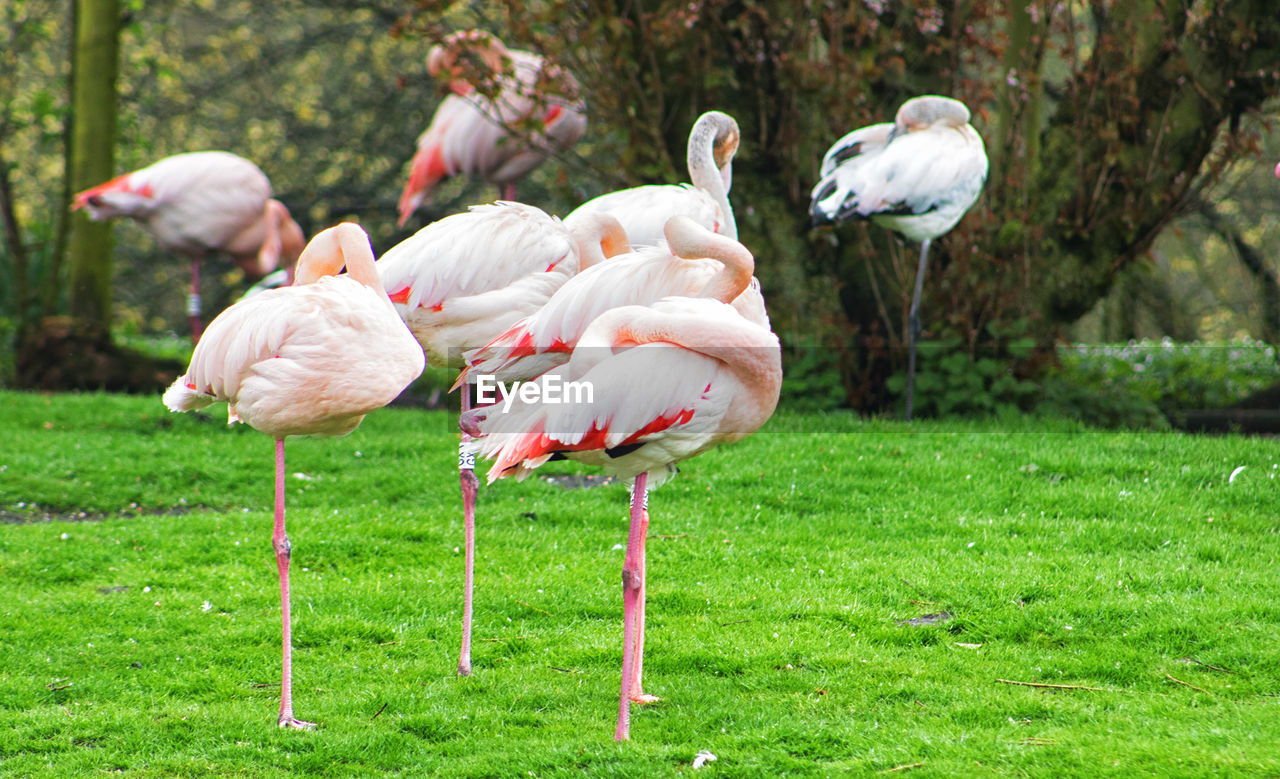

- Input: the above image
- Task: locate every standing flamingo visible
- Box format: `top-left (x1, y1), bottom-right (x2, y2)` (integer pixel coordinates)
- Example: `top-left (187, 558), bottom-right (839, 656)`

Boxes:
top-left (73, 150), bottom-right (306, 342)
top-left (397, 31), bottom-right (587, 227)
top-left (564, 110), bottom-right (741, 246)
top-left (162, 223), bottom-right (424, 729)
top-left (461, 215), bottom-right (782, 741)
top-left (809, 95), bottom-right (988, 420)
top-left (375, 201), bottom-right (627, 677)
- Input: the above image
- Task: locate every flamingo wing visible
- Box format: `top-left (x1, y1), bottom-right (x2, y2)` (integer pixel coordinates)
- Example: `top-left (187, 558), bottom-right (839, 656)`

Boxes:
top-left (463, 246), bottom-right (722, 381)
top-left (811, 123), bottom-right (987, 238)
top-left (378, 202), bottom-right (576, 311)
top-left (165, 276), bottom-right (422, 439)
top-left (817, 122), bottom-right (893, 179)
top-left (469, 297), bottom-right (780, 485)
top-left (565, 184), bottom-right (722, 248)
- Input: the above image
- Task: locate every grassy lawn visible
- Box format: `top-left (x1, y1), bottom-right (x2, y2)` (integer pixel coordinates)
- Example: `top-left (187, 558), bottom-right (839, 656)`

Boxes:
top-left (1, 389), bottom-right (1278, 776)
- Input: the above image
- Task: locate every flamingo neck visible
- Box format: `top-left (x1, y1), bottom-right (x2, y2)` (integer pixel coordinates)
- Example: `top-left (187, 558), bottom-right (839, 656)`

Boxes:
top-left (571, 213), bottom-right (629, 270)
top-left (294, 223), bottom-right (387, 296)
top-left (664, 217), bottom-right (754, 305)
top-left (686, 116), bottom-right (737, 241)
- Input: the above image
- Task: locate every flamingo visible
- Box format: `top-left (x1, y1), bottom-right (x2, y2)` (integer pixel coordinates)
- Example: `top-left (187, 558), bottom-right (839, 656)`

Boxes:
top-left (461, 215), bottom-right (782, 741)
top-left (809, 95), bottom-right (988, 420)
top-left (162, 223), bottom-right (425, 729)
top-left (72, 150), bottom-right (306, 342)
top-left (375, 201), bottom-right (628, 677)
top-left (564, 110), bottom-right (741, 246)
top-left (460, 214), bottom-right (767, 387)
top-left (397, 30), bottom-right (587, 227)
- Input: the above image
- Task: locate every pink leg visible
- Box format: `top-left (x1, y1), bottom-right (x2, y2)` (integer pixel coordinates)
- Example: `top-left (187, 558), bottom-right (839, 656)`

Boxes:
top-left (273, 438), bottom-right (314, 730)
top-left (615, 473), bottom-right (648, 741)
top-left (629, 504), bottom-right (659, 704)
top-left (457, 387), bottom-right (478, 677)
top-left (188, 259), bottom-right (204, 344)
top-left (501, 182), bottom-right (517, 201)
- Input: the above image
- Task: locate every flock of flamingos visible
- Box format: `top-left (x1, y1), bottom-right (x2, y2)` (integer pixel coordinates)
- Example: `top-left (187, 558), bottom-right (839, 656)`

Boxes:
top-left (69, 31), bottom-right (989, 741)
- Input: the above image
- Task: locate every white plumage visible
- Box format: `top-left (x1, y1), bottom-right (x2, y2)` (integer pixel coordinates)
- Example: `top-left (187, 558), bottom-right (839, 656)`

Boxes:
top-left (810, 95), bottom-right (988, 420)
top-left (376, 201), bottom-right (626, 368)
top-left (810, 95), bottom-right (987, 238)
top-left (467, 297), bottom-right (780, 487)
top-left (565, 110), bottom-right (740, 246)
top-left (462, 215), bottom-right (766, 384)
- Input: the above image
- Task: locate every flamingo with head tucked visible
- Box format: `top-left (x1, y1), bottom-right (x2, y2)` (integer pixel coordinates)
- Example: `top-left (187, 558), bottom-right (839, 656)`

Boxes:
top-left (564, 110), bottom-right (741, 247)
top-left (461, 215), bottom-right (782, 741)
top-left (397, 31), bottom-right (587, 227)
top-left (162, 223), bottom-right (424, 729)
top-left (73, 150), bottom-right (306, 342)
top-left (810, 95), bottom-right (988, 420)
top-left (375, 201), bottom-right (627, 677)
top-left (460, 213), bottom-right (767, 387)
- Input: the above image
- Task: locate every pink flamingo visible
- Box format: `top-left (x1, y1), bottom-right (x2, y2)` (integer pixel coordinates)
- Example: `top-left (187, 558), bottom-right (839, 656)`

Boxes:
top-left (375, 201), bottom-right (627, 677)
top-left (564, 110), bottom-right (741, 246)
top-left (397, 31), bottom-right (587, 227)
top-left (461, 214), bottom-right (767, 386)
top-left (461, 215), bottom-right (782, 741)
top-left (810, 95), bottom-right (988, 420)
top-left (162, 223), bottom-right (424, 729)
top-left (73, 150), bottom-right (306, 342)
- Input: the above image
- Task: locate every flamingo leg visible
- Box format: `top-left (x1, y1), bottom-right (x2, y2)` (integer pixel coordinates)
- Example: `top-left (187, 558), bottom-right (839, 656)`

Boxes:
top-left (629, 504), bottom-right (660, 704)
top-left (457, 385), bottom-right (478, 677)
top-left (272, 438), bottom-right (314, 730)
top-left (500, 182), bottom-right (517, 201)
top-left (904, 238), bottom-right (931, 422)
top-left (615, 473), bottom-right (648, 741)
top-left (188, 258), bottom-right (204, 344)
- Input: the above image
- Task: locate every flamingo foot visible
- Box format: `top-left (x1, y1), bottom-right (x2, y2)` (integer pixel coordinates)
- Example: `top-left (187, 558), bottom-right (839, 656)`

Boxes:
top-left (278, 715), bottom-right (316, 731)
top-left (630, 692), bottom-right (661, 705)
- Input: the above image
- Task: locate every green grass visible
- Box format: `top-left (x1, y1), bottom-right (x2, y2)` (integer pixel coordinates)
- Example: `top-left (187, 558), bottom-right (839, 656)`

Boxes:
top-left (1, 390), bottom-right (1278, 776)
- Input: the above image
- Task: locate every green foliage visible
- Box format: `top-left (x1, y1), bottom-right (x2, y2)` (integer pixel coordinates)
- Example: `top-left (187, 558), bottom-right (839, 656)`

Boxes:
top-left (778, 348), bottom-right (846, 412)
top-left (3, 391), bottom-right (1280, 774)
top-left (1037, 338), bottom-right (1280, 429)
top-left (886, 336), bottom-right (1040, 418)
top-left (881, 320), bottom-right (1040, 418)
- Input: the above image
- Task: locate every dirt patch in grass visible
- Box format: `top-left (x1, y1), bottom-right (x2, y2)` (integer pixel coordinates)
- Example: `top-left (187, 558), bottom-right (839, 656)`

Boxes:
top-left (0, 504), bottom-right (198, 525)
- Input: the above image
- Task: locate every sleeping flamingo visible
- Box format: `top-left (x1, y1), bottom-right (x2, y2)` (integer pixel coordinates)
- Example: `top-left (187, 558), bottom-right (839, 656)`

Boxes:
top-left (162, 223), bottom-right (424, 729)
top-left (396, 30), bottom-right (587, 226)
top-left (810, 95), bottom-right (988, 420)
top-left (73, 150), bottom-right (306, 342)
top-left (460, 213), bottom-right (767, 387)
top-left (564, 110), bottom-right (741, 246)
top-left (461, 215), bottom-right (782, 741)
top-left (375, 201), bottom-right (627, 677)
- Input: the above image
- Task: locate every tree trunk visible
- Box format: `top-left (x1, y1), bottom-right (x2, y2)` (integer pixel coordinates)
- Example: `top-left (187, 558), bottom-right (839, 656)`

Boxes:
top-left (66, 0), bottom-right (119, 334)
top-left (14, 0), bottom-right (181, 393)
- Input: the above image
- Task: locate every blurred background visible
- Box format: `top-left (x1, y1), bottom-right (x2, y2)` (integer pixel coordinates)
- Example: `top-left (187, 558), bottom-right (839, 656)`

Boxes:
top-left (2, 0), bottom-right (1279, 426)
